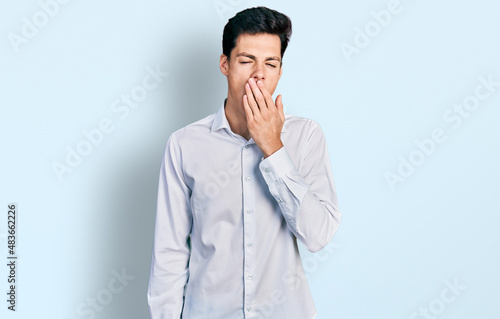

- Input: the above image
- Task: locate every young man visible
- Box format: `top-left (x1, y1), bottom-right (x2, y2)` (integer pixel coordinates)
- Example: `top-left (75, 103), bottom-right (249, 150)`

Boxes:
top-left (147, 6), bottom-right (341, 319)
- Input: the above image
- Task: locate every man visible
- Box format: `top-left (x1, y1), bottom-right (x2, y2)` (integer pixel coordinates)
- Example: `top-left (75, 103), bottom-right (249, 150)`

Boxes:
top-left (148, 6), bottom-right (341, 319)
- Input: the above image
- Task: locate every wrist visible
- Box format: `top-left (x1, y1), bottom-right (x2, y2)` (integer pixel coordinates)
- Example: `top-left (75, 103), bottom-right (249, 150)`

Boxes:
top-left (261, 140), bottom-right (284, 158)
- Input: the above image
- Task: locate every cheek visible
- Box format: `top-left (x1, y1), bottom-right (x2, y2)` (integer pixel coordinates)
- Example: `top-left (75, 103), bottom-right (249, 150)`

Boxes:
top-left (230, 77), bottom-right (246, 93)
top-left (267, 79), bottom-right (280, 94)
top-left (228, 70), bottom-right (246, 86)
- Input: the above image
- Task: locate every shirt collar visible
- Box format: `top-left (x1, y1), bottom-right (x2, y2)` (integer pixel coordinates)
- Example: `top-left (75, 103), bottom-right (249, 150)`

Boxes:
top-left (210, 99), bottom-right (231, 132)
top-left (211, 98), bottom-right (287, 133)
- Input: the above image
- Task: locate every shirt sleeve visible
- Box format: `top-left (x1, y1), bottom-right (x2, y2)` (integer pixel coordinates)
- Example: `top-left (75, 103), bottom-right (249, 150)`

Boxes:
top-left (258, 122), bottom-right (341, 253)
top-left (148, 133), bottom-right (192, 319)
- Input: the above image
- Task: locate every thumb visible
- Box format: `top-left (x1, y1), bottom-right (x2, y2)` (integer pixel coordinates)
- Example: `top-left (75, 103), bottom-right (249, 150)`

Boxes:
top-left (276, 94), bottom-right (284, 121)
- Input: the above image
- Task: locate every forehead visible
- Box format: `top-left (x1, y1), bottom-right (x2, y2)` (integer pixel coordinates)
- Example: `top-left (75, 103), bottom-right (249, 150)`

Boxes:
top-left (232, 33), bottom-right (281, 57)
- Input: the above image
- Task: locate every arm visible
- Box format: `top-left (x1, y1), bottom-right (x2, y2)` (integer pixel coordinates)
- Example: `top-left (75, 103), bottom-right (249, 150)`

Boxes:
top-left (242, 78), bottom-right (341, 252)
top-left (147, 134), bottom-right (192, 318)
top-left (259, 123), bottom-right (341, 253)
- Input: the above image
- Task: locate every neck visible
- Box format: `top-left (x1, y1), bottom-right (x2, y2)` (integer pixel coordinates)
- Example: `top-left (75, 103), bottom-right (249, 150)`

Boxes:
top-left (224, 96), bottom-right (251, 140)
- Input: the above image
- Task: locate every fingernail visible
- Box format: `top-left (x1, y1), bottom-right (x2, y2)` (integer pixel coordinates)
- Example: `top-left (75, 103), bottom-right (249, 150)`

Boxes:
top-left (249, 78), bottom-right (254, 84)
top-left (257, 81), bottom-right (263, 87)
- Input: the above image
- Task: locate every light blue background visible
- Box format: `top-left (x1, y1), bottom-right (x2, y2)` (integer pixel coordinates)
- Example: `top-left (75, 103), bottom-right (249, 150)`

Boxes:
top-left (1, 0), bottom-right (499, 318)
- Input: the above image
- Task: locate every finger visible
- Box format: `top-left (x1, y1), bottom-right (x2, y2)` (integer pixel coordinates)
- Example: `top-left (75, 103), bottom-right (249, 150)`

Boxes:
top-left (243, 94), bottom-right (254, 120)
top-left (245, 82), bottom-right (260, 118)
top-left (249, 79), bottom-right (268, 113)
top-left (257, 80), bottom-right (275, 111)
top-left (276, 94), bottom-right (285, 122)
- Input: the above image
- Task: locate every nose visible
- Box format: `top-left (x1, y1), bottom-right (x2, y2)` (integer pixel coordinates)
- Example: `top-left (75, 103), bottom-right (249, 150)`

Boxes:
top-left (250, 64), bottom-right (265, 82)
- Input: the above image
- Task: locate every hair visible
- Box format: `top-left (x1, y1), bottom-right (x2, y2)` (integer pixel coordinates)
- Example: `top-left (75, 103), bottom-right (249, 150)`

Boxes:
top-left (222, 6), bottom-right (292, 63)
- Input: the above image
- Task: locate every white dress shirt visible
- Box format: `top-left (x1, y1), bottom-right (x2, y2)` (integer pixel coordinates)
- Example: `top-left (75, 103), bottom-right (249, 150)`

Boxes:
top-left (147, 99), bottom-right (341, 319)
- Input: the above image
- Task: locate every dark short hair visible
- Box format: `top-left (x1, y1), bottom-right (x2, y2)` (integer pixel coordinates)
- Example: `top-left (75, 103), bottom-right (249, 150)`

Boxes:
top-left (222, 6), bottom-right (292, 63)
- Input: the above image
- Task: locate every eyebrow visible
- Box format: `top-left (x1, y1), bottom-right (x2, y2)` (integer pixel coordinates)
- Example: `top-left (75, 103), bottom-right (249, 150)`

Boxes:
top-left (236, 52), bottom-right (281, 63)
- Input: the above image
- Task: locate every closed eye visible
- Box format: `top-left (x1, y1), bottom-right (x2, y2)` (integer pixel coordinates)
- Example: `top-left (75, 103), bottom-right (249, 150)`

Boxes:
top-left (240, 61), bottom-right (277, 68)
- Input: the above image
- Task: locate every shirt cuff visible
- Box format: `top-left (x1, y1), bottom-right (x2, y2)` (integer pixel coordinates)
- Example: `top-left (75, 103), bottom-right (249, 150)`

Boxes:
top-left (258, 145), bottom-right (311, 228)
top-left (259, 146), bottom-right (296, 182)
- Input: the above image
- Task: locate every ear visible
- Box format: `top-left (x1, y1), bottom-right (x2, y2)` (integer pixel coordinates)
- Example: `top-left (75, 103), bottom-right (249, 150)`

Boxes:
top-left (220, 54), bottom-right (229, 76)
top-left (278, 62), bottom-right (283, 79)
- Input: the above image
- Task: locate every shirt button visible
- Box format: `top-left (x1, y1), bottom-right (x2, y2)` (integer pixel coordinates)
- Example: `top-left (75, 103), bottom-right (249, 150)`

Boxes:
top-left (247, 306), bottom-right (252, 311)
top-left (264, 168), bottom-right (270, 173)
top-left (247, 242), bottom-right (253, 247)
top-left (247, 274), bottom-right (253, 280)
top-left (245, 145), bottom-right (249, 149)
top-left (245, 176), bottom-right (251, 182)
top-left (276, 198), bottom-right (282, 203)
top-left (246, 210), bottom-right (252, 214)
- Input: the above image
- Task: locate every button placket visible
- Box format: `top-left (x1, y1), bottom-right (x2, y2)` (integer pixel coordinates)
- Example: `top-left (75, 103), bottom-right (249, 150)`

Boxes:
top-left (242, 143), bottom-right (257, 314)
